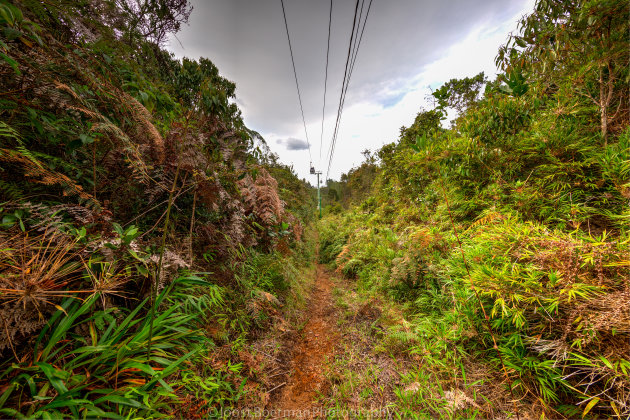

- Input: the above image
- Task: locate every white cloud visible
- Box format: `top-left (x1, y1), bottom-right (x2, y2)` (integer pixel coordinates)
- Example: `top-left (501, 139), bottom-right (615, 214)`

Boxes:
top-left (267, 0), bottom-right (535, 182)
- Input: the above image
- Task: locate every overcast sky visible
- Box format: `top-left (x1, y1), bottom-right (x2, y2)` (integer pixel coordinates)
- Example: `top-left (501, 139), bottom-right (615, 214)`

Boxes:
top-left (167, 0), bottom-right (534, 182)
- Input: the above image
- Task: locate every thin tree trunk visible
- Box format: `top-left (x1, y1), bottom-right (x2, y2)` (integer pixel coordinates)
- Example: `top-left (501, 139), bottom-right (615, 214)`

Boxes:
top-left (599, 62), bottom-right (616, 145)
top-left (189, 190), bottom-right (197, 266)
top-left (599, 67), bottom-right (608, 144)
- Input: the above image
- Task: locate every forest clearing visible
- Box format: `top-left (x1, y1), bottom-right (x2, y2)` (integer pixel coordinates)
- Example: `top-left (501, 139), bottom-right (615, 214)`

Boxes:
top-left (0, 0), bottom-right (629, 418)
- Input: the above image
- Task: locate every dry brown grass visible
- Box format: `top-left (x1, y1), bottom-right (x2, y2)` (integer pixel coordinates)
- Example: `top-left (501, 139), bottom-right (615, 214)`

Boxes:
top-left (0, 231), bottom-right (90, 355)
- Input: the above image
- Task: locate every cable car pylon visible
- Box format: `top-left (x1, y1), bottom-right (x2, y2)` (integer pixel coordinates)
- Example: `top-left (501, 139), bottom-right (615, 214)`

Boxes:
top-left (310, 163), bottom-right (322, 219)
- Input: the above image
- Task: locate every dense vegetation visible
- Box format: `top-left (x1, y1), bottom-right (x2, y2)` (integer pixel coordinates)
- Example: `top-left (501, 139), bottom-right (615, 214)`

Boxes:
top-left (319, 0), bottom-right (629, 417)
top-left (0, 0), bottom-right (315, 417)
top-left (0, 0), bottom-right (628, 418)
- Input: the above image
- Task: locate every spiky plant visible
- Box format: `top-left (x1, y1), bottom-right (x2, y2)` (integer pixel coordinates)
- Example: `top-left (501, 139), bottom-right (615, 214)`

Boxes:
top-left (0, 231), bottom-right (88, 314)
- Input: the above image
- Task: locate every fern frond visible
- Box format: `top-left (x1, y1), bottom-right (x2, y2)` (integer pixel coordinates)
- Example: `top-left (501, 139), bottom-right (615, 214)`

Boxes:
top-left (91, 121), bottom-right (154, 185)
top-left (0, 148), bottom-right (94, 202)
top-left (120, 92), bottom-right (164, 161)
top-left (0, 121), bottom-right (21, 144)
top-left (0, 180), bottom-right (24, 201)
top-left (31, 150), bottom-right (83, 174)
top-left (386, 329), bottom-right (416, 344)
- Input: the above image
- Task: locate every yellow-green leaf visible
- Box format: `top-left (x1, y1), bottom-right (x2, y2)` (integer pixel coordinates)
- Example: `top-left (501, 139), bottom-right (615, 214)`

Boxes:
top-left (582, 397), bottom-right (599, 418)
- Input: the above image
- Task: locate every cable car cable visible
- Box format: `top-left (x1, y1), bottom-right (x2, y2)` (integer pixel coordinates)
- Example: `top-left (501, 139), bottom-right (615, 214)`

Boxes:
top-left (280, 0), bottom-right (312, 162)
top-left (319, 0), bottom-right (333, 167)
top-left (326, 0), bottom-right (361, 178)
top-left (326, 0), bottom-right (374, 179)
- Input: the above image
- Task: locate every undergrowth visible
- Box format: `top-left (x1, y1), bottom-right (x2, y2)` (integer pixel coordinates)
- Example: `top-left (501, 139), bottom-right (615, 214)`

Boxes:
top-left (319, 0), bottom-right (629, 416)
top-left (0, 0), bottom-right (317, 417)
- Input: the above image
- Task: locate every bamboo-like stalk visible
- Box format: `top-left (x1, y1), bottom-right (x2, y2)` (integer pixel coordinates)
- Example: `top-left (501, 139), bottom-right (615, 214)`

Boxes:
top-left (147, 165), bottom-right (180, 362)
top-left (189, 190), bottom-right (197, 266)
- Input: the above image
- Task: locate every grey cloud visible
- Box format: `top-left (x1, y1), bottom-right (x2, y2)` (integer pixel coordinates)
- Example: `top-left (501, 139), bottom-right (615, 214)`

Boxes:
top-left (168, 0), bottom-right (530, 169)
top-left (278, 137), bottom-right (309, 151)
top-left (169, 0), bottom-right (528, 131)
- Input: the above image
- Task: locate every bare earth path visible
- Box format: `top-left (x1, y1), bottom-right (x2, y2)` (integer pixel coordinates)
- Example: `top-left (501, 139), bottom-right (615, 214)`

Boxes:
top-left (269, 264), bottom-right (338, 418)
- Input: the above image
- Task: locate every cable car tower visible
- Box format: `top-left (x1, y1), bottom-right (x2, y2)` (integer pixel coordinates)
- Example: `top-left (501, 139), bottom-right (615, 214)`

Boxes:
top-left (310, 163), bottom-right (322, 218)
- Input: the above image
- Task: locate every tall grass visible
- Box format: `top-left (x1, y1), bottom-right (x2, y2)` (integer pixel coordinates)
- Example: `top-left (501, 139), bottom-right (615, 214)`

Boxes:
top-left (0, 274), bottom-right (234, 418)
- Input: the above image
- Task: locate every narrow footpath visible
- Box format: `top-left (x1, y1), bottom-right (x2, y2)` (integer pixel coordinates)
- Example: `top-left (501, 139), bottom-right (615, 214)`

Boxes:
top-left (269, 264), bottom-right (339, 418)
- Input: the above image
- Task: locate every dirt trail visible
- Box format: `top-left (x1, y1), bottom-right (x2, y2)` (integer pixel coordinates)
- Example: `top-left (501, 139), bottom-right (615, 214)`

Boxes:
top-left (270, 265), bottom-right (338, 418)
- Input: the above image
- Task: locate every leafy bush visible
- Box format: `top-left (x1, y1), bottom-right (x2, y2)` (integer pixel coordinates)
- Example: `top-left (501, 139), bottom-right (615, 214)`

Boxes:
top-left (321, 1), bottom-right (629, 415)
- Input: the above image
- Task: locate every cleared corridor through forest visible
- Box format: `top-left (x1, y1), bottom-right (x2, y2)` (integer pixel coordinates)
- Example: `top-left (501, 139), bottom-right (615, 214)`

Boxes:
top-left (268, 265), bottom-right (339, 418)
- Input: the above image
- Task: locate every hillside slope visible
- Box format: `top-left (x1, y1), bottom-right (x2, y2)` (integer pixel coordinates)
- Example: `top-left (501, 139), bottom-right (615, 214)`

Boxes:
top-left (0, 1), bottom-right (316, 417)
top-left (318, 0), bottom-right (629, 417)
top-left (0, 0), bottom-right (629, 418)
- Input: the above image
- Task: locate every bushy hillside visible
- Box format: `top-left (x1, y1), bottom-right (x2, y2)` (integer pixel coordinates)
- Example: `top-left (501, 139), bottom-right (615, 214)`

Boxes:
top-left (0, 1), bottom-right (315, 417)
top-left (319, 0), bottom-right (629, 417)
top-left (1, 0), bottom-right (628, 417)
